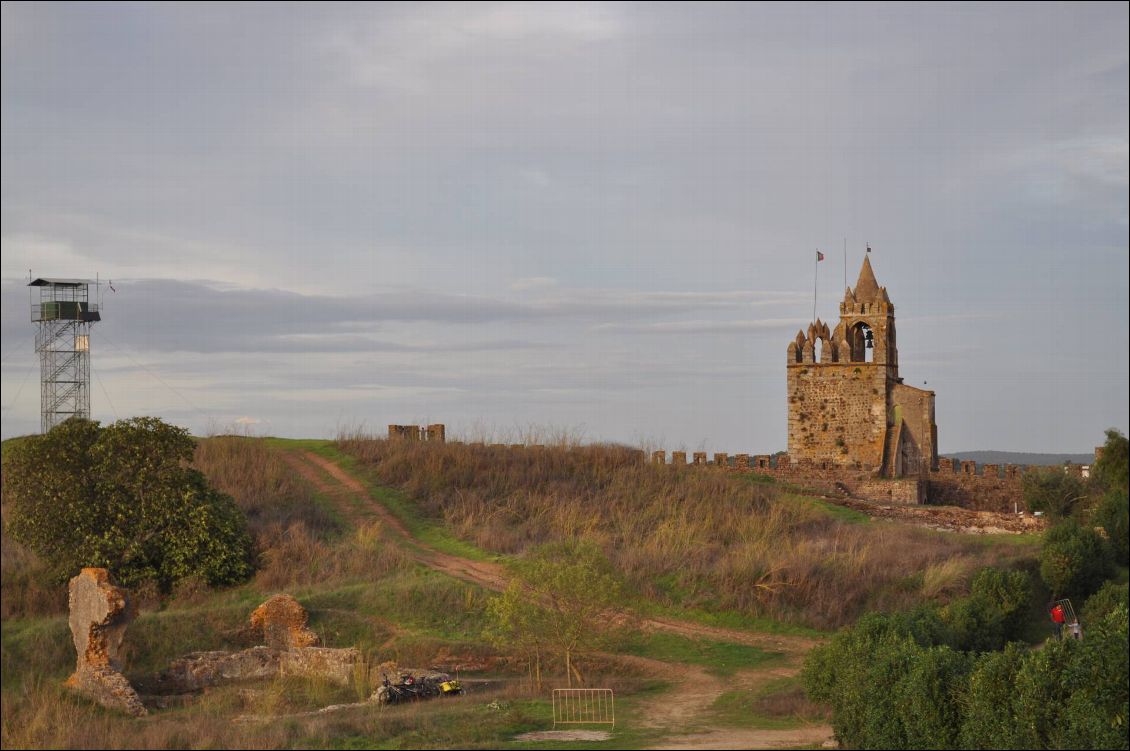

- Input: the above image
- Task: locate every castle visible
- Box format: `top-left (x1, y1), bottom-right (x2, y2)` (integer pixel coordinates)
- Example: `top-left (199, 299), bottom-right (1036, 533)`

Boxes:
top-left (786, 256), bottom-right (937, 477)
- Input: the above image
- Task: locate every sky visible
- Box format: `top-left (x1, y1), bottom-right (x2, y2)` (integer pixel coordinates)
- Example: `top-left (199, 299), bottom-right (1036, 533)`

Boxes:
top-left (2, 2), bottom-right (1127, 453)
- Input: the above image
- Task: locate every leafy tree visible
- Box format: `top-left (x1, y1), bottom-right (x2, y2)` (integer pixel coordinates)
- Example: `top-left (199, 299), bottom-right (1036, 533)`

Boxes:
top-left (1055, 605), bottom-right (1129, 749)
top-left (1039, 521), bottom-right (1114, 599)
top-left (898, 645), bottom-right (973, 749)
top-left (486, 540), bottom-right (624, 686)
top-left (1082, 581), bottom-right (1129, 626)
top-left (485, 579), bottom-right (549, 690)
top-left (1022, 466), bottom-right (1088, 517)
top-left (959, 643), bottom-right (1028, 749)
top-left (1092, 490), bottom-right (1129, 563)
top-left (1091, 428), bottom-right (1129, 495)
top-left (4, 417), bottom-right (253, 590)
top-left (943, 568), bottom-right (1031, 652)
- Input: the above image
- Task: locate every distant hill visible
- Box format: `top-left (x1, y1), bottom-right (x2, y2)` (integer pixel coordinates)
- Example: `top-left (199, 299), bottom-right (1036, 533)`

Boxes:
top-left (942, 450), bottom-right (1095, 466)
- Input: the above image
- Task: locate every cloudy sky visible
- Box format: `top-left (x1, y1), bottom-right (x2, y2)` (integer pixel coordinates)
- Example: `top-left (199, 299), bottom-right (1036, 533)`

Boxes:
top-left (2, 2), bottom-right (1127, 452)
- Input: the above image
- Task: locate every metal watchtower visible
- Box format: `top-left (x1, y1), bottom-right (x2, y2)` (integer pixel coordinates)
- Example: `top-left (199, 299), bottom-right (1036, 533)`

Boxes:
top-left (28, 277), bottom-right (101, 433)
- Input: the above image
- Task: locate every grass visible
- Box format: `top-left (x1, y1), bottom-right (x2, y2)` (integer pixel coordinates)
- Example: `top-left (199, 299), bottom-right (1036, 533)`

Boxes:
top-left (264, 437), bottom-right (497, 563)
top-left (334, 435), bottom-right (1039, 630)
top-left (706, 675), bottom-right (828, 730)
top-left (617, 632), bottom-right (784, 677)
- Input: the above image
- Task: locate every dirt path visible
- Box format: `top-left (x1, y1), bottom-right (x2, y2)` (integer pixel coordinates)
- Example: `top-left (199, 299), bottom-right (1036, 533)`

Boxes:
top-left (613, 653), bottom-right (832, 749)
top-left (281, 451), bottom-right (511, 590)
top-left (280, 447), bottom-right (834, 748)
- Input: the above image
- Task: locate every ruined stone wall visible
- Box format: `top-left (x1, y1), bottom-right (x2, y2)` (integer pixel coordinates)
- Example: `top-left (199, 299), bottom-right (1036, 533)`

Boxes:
top-left (889, 381), bottom-right (938, 471)
top-left (388, 424), bottom-right (446, 442)
top-left (927, 459), bottom-right (1026, 512)
top-left (787, 362), bottom-right (888, 469)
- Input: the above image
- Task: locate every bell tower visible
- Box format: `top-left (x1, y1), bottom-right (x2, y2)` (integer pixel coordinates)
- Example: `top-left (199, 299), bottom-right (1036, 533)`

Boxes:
top-left (832, 255), bottom-right (898, 373)
top-left (785, 254), bottom-right (936, 477)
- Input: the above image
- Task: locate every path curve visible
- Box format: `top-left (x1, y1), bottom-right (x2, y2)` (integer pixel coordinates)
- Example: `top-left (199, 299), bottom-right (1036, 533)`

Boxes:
top-left (280, 447), bottom-right (834, 748)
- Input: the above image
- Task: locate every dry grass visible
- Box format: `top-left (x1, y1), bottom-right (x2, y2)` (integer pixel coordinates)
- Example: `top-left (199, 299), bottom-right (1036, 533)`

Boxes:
top-left (254, 521), bottom-right (411, 589)
top-left (193, 436), bottom-right (339, 541)
top-left (336, 437), bottom-right (1030, 629)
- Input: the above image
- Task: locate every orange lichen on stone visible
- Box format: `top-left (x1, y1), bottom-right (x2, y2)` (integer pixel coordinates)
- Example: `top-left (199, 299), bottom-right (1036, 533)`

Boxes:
top-left (248, 594), bottom-right (320, 650)
top-left (65, 568), bottom-right (146, 716)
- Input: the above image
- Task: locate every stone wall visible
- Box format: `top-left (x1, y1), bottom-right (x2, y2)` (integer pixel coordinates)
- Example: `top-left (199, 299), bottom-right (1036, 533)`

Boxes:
top-left (890, 381), bottom-right (938, 472)
top-left (387, 424), bottom-right (446, 442)
top-left (787, 362), bottom-right (888, 470)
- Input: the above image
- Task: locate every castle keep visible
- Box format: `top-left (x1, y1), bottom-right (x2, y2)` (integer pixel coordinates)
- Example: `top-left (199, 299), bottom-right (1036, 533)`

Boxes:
top-left (786, 256), bottom-right (937, 477)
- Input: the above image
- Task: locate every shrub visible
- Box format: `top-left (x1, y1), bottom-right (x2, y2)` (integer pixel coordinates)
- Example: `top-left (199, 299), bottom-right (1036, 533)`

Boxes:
top-left (1091, 428), bottom-right (1129, 496)
top-left (1022, 467), bottom-right (1088, 517)
top-left (1092, 490), bottom-right (1128, 563)
top-left (1082, 581), bottom-right (1129, 626)
top-left (898, 645), bottom-right (973, 749)
top-left (1039, 521), bottom-right (1115, 599)
top-left (959, 643), bottom-right (1028, 749)
top-left (3, 417), bottom-right (253, 590)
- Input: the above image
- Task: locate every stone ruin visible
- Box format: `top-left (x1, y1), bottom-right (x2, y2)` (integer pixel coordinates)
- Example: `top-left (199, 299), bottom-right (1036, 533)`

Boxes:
top-left (65, 568), bottom-right (147, 716)
top-left (64, 572), bottom-right (363, 714)
top-left (152, 593), bottom-right (361, 693)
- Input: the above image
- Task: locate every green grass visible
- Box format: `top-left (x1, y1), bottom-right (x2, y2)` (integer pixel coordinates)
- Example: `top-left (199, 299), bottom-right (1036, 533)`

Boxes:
top-left (633, 599), bottom-right (828, 641)
top-left (264, 438), bottom-right (498, 564)
top-left (706, 675), bottom-right (815, 731)
top-left (617, 631), bottom-right (785, 677)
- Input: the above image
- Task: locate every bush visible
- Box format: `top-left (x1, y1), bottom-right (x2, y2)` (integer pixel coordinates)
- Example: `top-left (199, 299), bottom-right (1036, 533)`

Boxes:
top-left (1082, 581), bottom-right (1129, 626)
top-left (1092, 429), bottom-right (1129, 496)
top-left (3, 417), bottom-right (253, 590)
top-left (1023, 467), bottom-right (1088, 517)
top-left (811, 594), bottom-right (1130, 750)
top-left (943, 568), bottom-right (1031, 652)
top-left (959, 643), bottom-right (1028, 749)
top-left (1092, 491), bottom-right (1128, 563)
top-left (898, 645), bottom-right (972, 749)
top-left (1039, 522), bottom-right (1115, 599)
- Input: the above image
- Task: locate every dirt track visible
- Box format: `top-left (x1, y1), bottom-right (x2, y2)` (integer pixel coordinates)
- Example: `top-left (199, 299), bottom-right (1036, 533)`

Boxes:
top-left (280, 448), bottom-right (834, 749)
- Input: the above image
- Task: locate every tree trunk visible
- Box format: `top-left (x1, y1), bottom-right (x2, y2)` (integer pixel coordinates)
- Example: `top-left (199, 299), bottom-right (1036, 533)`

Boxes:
top-left (565, 648), bottom-right (572, 687)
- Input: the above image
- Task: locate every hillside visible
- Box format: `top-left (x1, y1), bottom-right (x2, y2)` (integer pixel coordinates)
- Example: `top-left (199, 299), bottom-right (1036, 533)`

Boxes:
top-left (943, 450), bottom-right (1096, 466)
top-left (1, 434), bottom-right (1049, 749)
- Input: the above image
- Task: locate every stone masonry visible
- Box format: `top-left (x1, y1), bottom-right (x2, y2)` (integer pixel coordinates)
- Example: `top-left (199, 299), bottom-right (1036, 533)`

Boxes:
top-left (786, 256), bottom-right (937, 478)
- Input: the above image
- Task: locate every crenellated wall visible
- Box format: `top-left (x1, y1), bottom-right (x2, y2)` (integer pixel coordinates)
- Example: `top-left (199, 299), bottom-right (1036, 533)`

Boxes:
top-left (645, 447), bottom-right (1096, 512)
top-left (387, 424), bottom-right (446, 442)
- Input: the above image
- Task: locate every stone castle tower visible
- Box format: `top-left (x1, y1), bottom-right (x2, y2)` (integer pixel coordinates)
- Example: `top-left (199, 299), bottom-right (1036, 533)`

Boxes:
top-left (786, 256), bottom-right (937, 477)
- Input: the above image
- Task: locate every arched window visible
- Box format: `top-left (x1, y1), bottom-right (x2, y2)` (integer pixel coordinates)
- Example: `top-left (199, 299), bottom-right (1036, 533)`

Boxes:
top-left (849, 323), bottom-right (874, 362)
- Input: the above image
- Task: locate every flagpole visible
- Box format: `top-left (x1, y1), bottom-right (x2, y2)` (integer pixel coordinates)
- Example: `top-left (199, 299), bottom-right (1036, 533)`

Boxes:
top-left (843, 237), bottom-right (847, 291)
top-left (813, 250), bottom-right (819, 324)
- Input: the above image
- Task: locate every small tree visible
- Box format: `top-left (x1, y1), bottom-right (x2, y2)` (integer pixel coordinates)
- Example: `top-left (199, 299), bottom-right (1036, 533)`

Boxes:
top-left (485, 580), bottom-right (549, 691)
top-left (1091, 428), bottom-right (1129, 495)
top-left (487, 540), bottom-right (624, 686)
top-left (1039, 521), bottom-right (1114, 599)
top-left (1022, 467), bottom-right (1088, 517)
top-left (4, 417), bottom-right (253, 590)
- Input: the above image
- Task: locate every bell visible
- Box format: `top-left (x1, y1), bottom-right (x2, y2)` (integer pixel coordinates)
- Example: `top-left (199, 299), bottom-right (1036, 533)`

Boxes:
top-left (864, 330), bottom-right (874, 349)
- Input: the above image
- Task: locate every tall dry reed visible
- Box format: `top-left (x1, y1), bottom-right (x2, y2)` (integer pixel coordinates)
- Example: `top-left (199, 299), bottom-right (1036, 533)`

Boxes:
top-left (337, 436), bottom-right (1028, 628)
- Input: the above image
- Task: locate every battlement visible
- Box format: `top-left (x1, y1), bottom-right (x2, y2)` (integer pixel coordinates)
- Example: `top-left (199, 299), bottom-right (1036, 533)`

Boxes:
top-left (387, 423), bottom-right (446, 442)
top-left (644, 447), bottom-right (1097, 512)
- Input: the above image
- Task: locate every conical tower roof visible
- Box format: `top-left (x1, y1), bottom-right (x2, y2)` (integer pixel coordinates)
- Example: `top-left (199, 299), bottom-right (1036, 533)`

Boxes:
top-left (853, 255), bottom-right (881, 301)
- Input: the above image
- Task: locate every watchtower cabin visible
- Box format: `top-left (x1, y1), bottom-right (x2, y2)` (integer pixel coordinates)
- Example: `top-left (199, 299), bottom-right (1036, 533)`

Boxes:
top-left (28, 277), bottom-right (101, 433)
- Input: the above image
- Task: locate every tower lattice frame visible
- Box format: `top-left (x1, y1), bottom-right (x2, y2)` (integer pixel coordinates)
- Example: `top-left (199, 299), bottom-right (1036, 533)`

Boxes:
top-left (29, 278), bottom-right (101, 433)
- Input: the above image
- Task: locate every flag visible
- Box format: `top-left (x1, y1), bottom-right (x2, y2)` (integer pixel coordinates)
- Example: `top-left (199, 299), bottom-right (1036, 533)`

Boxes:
top-left (816, 250), bottom-right (825, 262)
